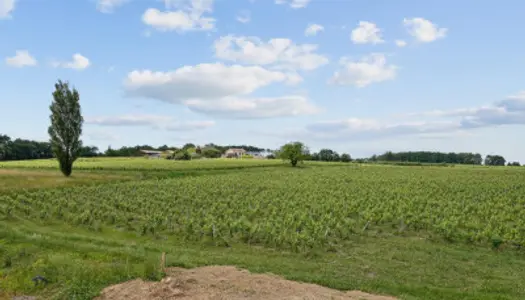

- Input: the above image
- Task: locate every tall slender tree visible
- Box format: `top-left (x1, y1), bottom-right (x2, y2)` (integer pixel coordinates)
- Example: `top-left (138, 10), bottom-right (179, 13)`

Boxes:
top-left (48, 80), bottom-right (83, 176)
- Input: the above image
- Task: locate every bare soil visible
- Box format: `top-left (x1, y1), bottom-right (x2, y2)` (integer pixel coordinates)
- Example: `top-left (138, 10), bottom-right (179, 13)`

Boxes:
top-left (96, 266), bottom-right (396, 300)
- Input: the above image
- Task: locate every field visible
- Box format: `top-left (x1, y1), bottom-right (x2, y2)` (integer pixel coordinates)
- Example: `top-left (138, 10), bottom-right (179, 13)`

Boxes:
top-left (1, 158), bottom-right (525, 299)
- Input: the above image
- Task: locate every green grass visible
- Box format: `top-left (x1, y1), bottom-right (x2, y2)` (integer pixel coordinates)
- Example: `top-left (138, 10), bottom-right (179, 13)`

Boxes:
top-left (1, 157), bottom-right (525, 299)
top-left (3, 218), bottom-right (525, 300)
top-left (0, 169), bottom-right (135, 192)
top-left (0, 157), bottom-right (287, 171)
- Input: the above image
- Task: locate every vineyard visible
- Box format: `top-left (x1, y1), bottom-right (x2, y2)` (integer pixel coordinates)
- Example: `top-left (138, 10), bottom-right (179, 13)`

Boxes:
top-left (2, 164), bottom-right (525, 251)
top-left (2, 158), bottom-right (525, 299)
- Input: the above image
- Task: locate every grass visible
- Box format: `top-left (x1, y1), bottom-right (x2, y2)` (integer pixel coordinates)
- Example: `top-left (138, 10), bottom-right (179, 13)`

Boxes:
top-left (0, 169), bottom-right (134, 192)
top-left (3, 218), bottom-right (525, 300)
top-left (0, 157), bottom-right (287, 171)
top-left (1, 157), bottom-right (525, 299)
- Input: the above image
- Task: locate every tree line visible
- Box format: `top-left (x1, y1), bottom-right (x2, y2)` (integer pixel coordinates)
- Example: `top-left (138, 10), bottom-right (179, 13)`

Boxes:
top-left (0, 134), bottom-right (270, 161)
top-left (0, 134), bottom-right (99, 161)
top-left (370, 151), bottom-right (514, 166)
top-left (1, 133), bottom-right (519, 167)
top-left (277, 143), bottom-right (521, 167)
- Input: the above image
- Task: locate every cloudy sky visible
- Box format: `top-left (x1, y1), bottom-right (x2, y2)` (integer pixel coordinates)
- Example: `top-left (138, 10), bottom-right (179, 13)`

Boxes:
top-left (1, 0), bottom-right (525, 161)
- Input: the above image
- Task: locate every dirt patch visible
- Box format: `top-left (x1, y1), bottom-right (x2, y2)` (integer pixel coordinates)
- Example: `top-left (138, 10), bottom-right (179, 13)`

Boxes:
top-left (96, 266), bottom-right (396, 300)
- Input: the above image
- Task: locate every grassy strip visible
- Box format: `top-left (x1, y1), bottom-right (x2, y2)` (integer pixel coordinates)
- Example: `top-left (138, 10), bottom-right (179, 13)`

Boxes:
top-left (1, 218), bottom-right (524, 300)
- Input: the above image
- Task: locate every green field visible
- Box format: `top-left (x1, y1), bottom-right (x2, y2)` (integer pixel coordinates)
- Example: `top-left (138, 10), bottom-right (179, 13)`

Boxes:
top-left (1, 158), bottom-right (525, 299)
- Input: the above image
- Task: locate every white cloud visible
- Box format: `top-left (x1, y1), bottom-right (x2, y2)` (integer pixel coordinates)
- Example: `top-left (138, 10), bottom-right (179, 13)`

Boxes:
top-left (306, 118), bottom-right (459, 141)
top-left (214, 35), bottom-right (329, 71)
top-left (123, 63), bottom-right (320, 119)
top-left (350, 21), bottom-right (384, 44)
top-left (275, 0), bottom-right (310, 9)
top-left (403, 18), bottom-right (447, 43)
top-left (96, 0), bottom-right (128, 13)
top-left (395, 40), bottom-right (407, 47)
top-left (0, 0), bottom-right (15, 19)
top-left (304, 24), bottom-right (324, 37)
top-left (236, 10), bottom-right (250, 23)
top-left (142, 0), bottom-right (215, 32)
top-left (85, 114), bottom-right (215, 131)
top-left (329, 53), bottom-right (397, 87)
top-left (124, 63), bottom-right (293, 101)
top-left (302, 91), bottom-right (525, 141)
top-left (51, 53), bottom-right (90, 70)
top-left (185, 95), bottom-right (321, 119)
top-left (5, 50), bottom-right (37, 67)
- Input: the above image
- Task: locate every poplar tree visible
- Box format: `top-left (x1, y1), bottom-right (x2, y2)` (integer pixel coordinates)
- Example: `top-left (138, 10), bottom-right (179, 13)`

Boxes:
top-left (48, 80), bottom-right (83, 176)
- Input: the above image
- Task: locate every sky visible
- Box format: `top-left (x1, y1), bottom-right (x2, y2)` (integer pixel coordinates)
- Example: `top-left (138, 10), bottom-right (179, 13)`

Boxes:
top-left (1, 0), bottom-right (525, 161)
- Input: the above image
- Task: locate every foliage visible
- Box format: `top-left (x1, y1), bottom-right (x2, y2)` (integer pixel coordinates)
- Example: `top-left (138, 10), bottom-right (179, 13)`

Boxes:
top-left (48, 80), bottom-right (84, 176)
top-left (171, 150), bottom-right (191, 161)
top-left (0, 134), bottom-right (100, 161)
top-left (340, 153), bottom-right (352, 162)
top-left (201, 147), bottom-right (222, 158)
top-left (374, 151), bottom-right (484, 165)
top-left (308, 149), bottom-right (352, 163)
top-left (105, 145), bottom-right (169, 157)
top-left (314, 149), bottom-right (340, 162)
top-left (485, 155), bottom-right (506, 166)
top-left (277, 142), bottom-right (309, 167)
top-left (507, 161), bottom-right (521, 166)
top-left (182, 143), bottom-right (196, 150)
top-left (0, 134), bottom-right (54, 161)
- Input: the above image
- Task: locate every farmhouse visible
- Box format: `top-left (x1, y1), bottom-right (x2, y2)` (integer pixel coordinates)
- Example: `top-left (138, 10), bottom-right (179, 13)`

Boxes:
top-left (223, 148), bottom-right (246, 158)
top-left (140, 149), bottom-right (162, 159)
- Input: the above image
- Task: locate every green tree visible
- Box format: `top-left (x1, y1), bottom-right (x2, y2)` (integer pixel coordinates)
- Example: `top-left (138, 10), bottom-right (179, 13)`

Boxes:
top-left (277, 141), bottom-right (309, 167)
top-left (201, 147), bottom-right (221, 158)
top-left (341, 153), bottom-right (352, 162)
top-left (484, 155), bottom-right (506, 166)
top-left (48, 80), bottom-right (83, 176)
top-left (318, 148), bottom-right (339, 162)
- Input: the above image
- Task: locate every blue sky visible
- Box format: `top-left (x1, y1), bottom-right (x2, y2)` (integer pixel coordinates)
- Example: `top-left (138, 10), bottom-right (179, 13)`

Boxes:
top-left (2, 0), bottom-right (525, 161)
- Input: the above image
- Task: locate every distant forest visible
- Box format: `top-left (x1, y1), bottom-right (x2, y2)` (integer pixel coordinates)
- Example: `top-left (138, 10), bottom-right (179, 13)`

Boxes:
top-left (0, 133), bottom-right (518, 166)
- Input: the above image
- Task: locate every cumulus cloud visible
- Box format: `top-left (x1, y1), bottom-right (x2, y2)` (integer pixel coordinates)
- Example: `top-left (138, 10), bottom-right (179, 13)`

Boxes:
top-left (350, 21), bottom-right (384, 44)
top-left (275, 0), bottom-right (310, 9)
top-left (304, 24), bottom-right (324, 36)
top-left (85, 114), bottom-right (215, 131)
top-left (329, 53), bottom-right (397, 87)
top-left (236, 10), bottom-right (250, 23)
top-left (124, 63), bottom-right (295, 101)
top-left (214, 35), bottom-right (329, 71)
top-left (185, 95), bottom-right (320, 119)
top-left (142, 0), bottom-right (215, 32)
top-left (123, 63), bottom-right (320, 119)
top-left (0, 0), bottom-right (15, 19)
top-left (403, 17), bottom-right (447, 43)
top-left (51, 53), bottom-right (90, 70)
top-left (96, 0), bottom-right (128, 13)
top-left (301, 91), bottom-right (525, 141)
top-left (5, 50), bottom-right (37, 67)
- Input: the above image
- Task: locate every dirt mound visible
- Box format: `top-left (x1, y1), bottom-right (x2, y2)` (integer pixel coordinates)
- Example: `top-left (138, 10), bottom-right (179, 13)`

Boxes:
top-left (96, 265), bottom-right (396, 300)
